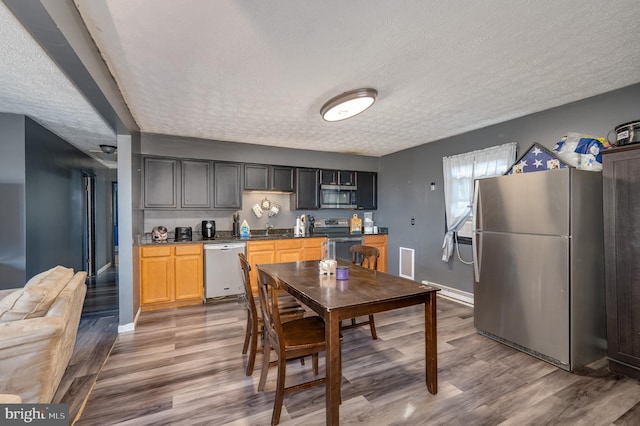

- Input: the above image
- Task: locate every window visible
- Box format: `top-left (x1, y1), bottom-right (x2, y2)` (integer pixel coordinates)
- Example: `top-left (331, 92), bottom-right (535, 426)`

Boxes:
top-left (441, 142), bottom-right (516, 262)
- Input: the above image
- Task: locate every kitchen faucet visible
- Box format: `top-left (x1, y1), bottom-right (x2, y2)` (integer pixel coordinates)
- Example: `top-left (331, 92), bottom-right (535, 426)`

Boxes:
top-left (265, 223), bottom-right (273, 235)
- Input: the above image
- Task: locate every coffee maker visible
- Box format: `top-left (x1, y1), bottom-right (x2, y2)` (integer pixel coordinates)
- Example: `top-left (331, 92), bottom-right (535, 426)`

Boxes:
top-left (201, 220), bottom-right (216, 240)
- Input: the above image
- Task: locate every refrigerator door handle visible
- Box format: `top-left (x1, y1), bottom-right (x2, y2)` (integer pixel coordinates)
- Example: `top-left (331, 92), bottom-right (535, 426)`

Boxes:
top-left (472, 181), bottom-right (481, 282)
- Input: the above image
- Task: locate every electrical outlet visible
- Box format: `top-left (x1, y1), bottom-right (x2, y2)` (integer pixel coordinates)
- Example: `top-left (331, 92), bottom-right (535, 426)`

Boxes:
top-left (411, 218), bottom-right (415, 225)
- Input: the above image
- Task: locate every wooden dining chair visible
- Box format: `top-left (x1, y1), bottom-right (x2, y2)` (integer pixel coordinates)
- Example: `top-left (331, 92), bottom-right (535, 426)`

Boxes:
top-left (341, 244), bottom-right (380, 340)
top-left (257, 268), bottom-right (330, 425)
top-left (238, 253), bottom-right (305, 376)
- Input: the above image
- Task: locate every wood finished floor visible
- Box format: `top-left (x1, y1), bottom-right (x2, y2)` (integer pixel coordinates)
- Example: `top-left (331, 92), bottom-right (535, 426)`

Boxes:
top-left (53, 267), bottom-right (120, 421)
top-left (64, 289), bottom-right (640, 425)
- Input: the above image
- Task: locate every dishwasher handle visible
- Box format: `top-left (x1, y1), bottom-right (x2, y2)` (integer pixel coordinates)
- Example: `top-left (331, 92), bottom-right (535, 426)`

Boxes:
top-left (204, 243), bottom-right (246, 251)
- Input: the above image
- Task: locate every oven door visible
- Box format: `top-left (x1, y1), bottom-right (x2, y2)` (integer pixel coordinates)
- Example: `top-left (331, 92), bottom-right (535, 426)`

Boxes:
top-left (329, 236), bottom-right (364, 261)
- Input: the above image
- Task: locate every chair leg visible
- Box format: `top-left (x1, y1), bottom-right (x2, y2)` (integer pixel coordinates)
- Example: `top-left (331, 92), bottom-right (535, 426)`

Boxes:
top-left (271, 356), bottom-right (287, 425)
top-left (312, 353), bottom-right (319, 375)
top-left (369, 315), bottom-right (378, 340)
top-left (246, 322), bottom-right (259, 376)
top-left (258, 339), bottom-right (271, 392)
top-left (242, 315), bottom-right (251, 354)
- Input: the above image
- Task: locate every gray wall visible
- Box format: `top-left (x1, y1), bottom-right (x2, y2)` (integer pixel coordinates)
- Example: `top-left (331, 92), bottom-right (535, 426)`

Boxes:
top-left (0, 114), bottom-right (27, 288)
top-left (378, 83), bottom-right (640, 294)
top-left (0, 114), bottom-right (114, 289)
top-left (141, 133), bottom-right (380, 171)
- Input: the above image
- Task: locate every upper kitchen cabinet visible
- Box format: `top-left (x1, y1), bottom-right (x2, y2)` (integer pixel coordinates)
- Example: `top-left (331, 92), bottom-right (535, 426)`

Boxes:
top-left (356, 171), bottom-right (377, 210)
top-left (244, 164), bottom-right (294, 192)
top-left (214, 162), bottom-right (242, 209)
top-left (144, 157), bottom-right (178, 208)
top-left (181, 159), bottom-right (211, 208)
top-left (271, 166), bottom-right (295, 192)
top-left (320, 169), bottom-right (356, 186)
top-left (244, 164), bottom-right (269, 190)
top-left (292, 168), bottom-right (319, 210)
top-left (144, 157), bottom-right (212, 209)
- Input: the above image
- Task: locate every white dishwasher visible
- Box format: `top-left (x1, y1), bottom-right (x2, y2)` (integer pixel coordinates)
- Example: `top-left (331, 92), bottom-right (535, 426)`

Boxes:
top-left (203, 242), bottom-right (246, 299)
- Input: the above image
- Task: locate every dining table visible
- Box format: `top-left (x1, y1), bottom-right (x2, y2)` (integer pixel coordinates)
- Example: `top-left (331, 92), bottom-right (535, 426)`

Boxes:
top-left (257, 260), bottom-right (440, 425)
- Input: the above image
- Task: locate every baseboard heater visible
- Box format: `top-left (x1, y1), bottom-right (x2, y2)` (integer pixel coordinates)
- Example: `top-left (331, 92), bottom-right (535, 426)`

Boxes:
top-left (421, 280), bottom-right (474, 306)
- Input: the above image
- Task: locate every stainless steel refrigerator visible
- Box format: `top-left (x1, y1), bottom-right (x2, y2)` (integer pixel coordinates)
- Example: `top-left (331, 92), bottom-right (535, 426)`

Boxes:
top-left (473, 168), bottom-right (606, 371)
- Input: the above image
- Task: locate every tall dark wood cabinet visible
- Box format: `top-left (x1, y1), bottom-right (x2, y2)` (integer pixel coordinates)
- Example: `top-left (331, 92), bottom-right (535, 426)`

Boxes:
top-left (602, 145), bottom-right (640, 379)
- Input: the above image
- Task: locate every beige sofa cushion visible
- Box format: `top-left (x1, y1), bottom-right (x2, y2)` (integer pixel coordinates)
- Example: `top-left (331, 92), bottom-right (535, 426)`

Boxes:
top-left (0, 266), bottom-right (74, 323)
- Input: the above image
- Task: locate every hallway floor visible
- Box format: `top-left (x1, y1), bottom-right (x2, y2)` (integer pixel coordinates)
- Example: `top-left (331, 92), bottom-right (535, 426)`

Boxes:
top-left (53, 266), bottom-right (120, 422)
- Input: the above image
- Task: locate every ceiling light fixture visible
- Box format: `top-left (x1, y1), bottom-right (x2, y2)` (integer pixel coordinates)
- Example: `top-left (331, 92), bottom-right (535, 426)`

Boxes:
top-left (99, 144), bottom-right (117, 154)
top-left (320, 88), bottom-right (378, 122)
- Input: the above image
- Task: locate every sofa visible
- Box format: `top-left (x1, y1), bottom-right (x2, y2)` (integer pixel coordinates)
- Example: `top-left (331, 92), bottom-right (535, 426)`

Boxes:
top-left (0, 266), bottom-right (87, 403)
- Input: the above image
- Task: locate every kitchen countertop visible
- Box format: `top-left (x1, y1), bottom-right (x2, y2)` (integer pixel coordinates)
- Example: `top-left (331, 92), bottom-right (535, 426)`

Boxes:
top-left (137, 230), bottom-right (387, 246)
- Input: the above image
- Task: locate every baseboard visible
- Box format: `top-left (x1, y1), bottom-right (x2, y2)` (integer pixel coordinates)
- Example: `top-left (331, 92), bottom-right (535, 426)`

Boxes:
top-left (97, 262), bottom-right (112, 275)
top-left (117, 307), bottom-right (140, 334)
top-left (118, 322), bottom-right (134, 333)
top-left (421, 280), bottom-right (474, 306)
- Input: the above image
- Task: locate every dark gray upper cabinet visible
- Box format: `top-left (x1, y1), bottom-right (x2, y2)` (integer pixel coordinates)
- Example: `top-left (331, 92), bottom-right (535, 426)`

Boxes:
top-left (244, 164), bottom-right (294, 192)
top-left (181, 159), bottom-right (211, 208)
top-left (144, 157), bottom-right (178, 208)
top-left (292, 168), bottom-right (319, 210)
top-left (214, 162), bottom-right (242, 209)
top-left (244, 164), bottom-right (269, 190)
top-left (320, 169), bottom-right (356, 186)
top-left (270, 166), bottom-right (294, 192)
top-left (356, 171), bottom-right (377, 210)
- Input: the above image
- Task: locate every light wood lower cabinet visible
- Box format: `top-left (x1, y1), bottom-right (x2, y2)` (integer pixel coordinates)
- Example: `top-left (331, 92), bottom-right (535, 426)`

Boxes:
top-left (246, 240), bottom-right (276, 294)
top-left (140, 244), bottom-right (203, 311)
top-left (246, 237), bottom-right (326, 293)
top-left (275, 239), bottom-right (304, 263)
top-left (302, 237), bottom-right (325, 261)
top-left (364, 234), bottom-right (388, 272)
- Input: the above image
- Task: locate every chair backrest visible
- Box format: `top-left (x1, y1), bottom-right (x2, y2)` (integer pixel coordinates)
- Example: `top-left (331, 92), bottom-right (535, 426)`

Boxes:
top-left (238, 253), bottom-right (258, 316)
top-left (257, 268), bottom-right (285, 353)
top-left (350, 244), bottom-right (380, 271)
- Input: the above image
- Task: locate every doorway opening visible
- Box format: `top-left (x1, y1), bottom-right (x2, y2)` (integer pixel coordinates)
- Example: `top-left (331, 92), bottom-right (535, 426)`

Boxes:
top-left (112, 182), bottom-right (118, 265)
top-left (82, 171), bottom-right (96, 276)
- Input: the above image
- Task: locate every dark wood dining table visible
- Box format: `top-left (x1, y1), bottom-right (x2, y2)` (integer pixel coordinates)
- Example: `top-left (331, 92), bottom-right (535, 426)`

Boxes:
top-left (257, 260), bottom-right (440, 425)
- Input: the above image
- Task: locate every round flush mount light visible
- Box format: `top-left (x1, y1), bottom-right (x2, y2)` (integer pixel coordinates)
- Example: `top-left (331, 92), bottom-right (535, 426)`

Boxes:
top-left (99, 144), bottom-right (117, 154)
top-left (320, 88), bottom-right (377, 122)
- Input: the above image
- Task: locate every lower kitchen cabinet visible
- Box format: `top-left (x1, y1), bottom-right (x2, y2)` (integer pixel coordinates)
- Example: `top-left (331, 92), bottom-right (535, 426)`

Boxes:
top-left (364, 234), bottom-right (387, 272)
top-left (276, 239), bottom-right (304, 263)
top-left (303, 237), bottom-right (325, 260)
top-left (602, 145), bottom-right (640, 379)
top-left (140, 245), bottom-right (173, 304)
top-left (246, 240), bottom-right (276, 294)
top-left (174, 245), bottom-right (204, 300)
top-left (246, 237), bottom-right (326, 293)
top-left (140, 244), bottom-right (203, 311)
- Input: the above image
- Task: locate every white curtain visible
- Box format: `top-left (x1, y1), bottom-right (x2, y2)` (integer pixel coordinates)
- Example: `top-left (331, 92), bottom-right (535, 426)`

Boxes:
top-left (441, 142), bottom-right (517, 262)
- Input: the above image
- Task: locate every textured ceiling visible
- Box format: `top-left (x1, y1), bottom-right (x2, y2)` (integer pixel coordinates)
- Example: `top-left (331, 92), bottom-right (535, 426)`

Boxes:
top-left (0, 2), bottom-right (116, 167)
top-left (1, 1), bottom-right (639, 165)
top-left (73, 0), bottom-right (640, 157)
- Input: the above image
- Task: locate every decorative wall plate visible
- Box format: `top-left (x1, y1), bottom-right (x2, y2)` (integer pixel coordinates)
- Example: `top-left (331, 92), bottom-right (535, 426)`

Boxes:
top-left (260, 198), bottom-right (272, 210)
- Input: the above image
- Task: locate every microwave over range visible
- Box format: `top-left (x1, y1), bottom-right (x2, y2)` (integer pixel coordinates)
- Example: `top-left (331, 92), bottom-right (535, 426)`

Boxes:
top-left (320, 170), bottom-right (357, 209)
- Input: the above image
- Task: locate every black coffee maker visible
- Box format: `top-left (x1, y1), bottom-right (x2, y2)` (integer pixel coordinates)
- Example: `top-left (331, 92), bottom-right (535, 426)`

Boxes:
top-left (201, 220), bottom-right (216, 240)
